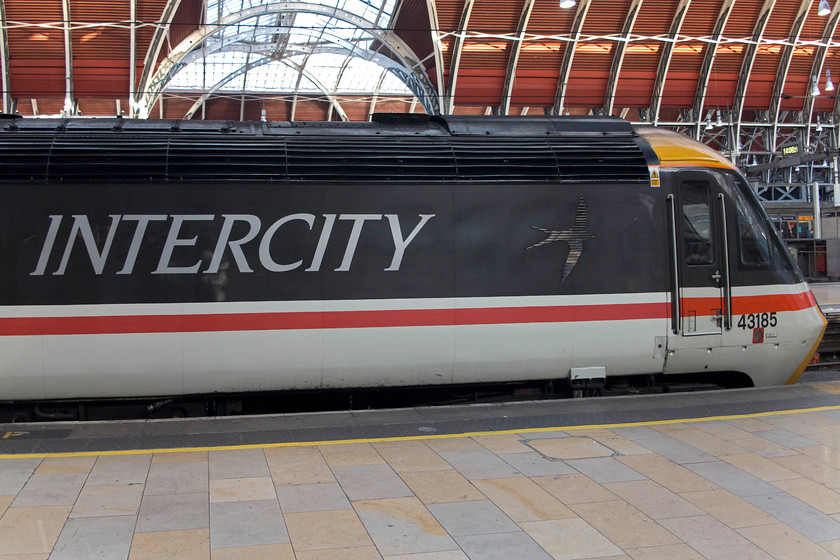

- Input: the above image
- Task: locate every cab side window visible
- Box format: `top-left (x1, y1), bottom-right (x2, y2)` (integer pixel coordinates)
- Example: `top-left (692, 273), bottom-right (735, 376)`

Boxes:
top-left (681, 181), bottom-right (715, 266)
top-left (731, 186), bottom-right (771, 266)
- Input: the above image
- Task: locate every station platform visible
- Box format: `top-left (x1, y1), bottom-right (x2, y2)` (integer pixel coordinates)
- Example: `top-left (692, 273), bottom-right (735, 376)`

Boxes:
top-left (1, 381), bottom-right (840, 559)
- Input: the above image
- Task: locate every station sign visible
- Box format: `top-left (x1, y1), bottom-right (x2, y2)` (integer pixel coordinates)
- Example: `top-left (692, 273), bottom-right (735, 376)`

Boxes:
top-left (780, 141), bottom-right (802, 157)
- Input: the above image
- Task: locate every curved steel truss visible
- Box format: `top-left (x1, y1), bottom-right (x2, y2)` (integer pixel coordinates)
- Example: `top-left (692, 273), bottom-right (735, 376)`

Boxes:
top-left (135, 2), bottom-right (438, 119)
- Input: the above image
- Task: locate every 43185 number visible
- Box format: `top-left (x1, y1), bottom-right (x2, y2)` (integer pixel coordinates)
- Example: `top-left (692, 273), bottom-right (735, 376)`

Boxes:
top-left (737, 312), bottom-right (777, 329)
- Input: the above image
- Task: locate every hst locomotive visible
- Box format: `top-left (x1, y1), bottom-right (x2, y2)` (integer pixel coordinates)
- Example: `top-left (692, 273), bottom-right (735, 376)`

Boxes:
top-left (0, 113), bottom-right (826, 406)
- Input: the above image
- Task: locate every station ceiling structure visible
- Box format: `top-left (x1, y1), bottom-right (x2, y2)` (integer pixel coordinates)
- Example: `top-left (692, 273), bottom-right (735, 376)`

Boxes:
top-left (3, 0), bottom-right (840, 200)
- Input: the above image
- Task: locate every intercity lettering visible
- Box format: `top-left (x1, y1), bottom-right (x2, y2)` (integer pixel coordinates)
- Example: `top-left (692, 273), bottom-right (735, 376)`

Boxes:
top-left (31, 213), bottom-right (436, 276)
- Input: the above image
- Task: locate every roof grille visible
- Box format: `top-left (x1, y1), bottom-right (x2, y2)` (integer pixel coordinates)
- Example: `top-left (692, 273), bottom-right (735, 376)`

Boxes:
top-left (46, 136), bottom-right (168, 181)
top-left (286, 138), bottom-right (457, 182)
top-left (0, 126), bottom-right (650, 184)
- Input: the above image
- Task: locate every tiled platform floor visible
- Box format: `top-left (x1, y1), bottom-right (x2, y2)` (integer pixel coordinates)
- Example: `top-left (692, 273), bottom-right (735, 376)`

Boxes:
top-left (3, 393), bottom-right (840, 559)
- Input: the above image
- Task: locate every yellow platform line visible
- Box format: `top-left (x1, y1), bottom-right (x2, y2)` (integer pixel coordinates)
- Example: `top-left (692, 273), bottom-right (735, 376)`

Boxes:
top-left (1, 403), bottom-right (839, 459)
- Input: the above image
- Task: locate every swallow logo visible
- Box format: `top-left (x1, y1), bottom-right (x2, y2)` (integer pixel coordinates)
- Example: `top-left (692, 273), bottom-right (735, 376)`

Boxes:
top-left (527, 195), bottom-right (594, 282)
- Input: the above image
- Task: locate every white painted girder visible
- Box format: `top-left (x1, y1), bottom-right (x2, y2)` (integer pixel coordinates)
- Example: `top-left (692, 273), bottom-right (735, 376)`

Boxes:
top-left (731, 0), bottom-right (776, 153)
top-left (134, 0), bottom-right (183, 118)
top-left (61, 0), bottom-right (74, 115)
top-left (0, 0), bottom-right (10, 114)
top-left (649, 0), bottom-right (691, 125)
top-left (444, 0), bottom-right (473, 115)
top-left (500, 0), bottom-right (535, 115)
top-left (768, 0), bottom-right (813, 153)
top-left (551, 0), bottom-right (591, 115)
top-left (603, 0), bottom-right (643, 116)
top-left (692, 0), bottom-right (734, 140)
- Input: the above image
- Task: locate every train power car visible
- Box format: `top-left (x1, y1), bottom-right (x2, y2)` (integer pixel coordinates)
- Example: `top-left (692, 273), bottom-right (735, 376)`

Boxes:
top-left (0, 113), bottom-right (826, 408)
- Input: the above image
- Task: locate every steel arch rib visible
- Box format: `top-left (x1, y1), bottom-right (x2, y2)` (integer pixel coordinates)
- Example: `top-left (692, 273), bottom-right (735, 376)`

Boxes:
top-left (134, 0), bottom-right (183, 118)
top-left (445, 0), bottom-right (474, 115)
top-left (130, 0), bottom-right (137, 116)
top-left (182, 56), bottom-right (275, 120)
top-left (768, 0), bottom-right (813, 153)
top-left (290, 13), bottom-right (328, 122)
top-left (181, 54), bottom-right (349, 121)
top-left (693, 0), bottom-right (735, 139)
top-left (732, 0), bottom-right (776, 148)
top-left (137, 2), bottom-right (438, 118)
top-left (649, 0), bottom-right (691, 124)
top-left (181, 26), bottom-right (398, 67)
top-left (808, 6), bottom-right (840, 133)
top-left (61, 0), bottom-right (74, 115)
top-left (0, 0), bottom-right (11, 114)
top-left (552, 0), bottom-right (591, 115)
top-left (501, 0), bottom-right (536, 115)
top-left (603, 0), bottom-right (643, 116)
top-left (423, 0), bottom-right (445, 112)
top-left (176, 26), bottom-right (414, 101)
top-left (367, 69), bottom-right (388, 119)
top-left (330, 54), bottom-right (355, 121)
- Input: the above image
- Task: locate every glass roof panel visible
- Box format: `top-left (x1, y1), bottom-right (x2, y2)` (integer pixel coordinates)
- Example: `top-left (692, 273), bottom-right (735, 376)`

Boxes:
top-left (338, 58), bottom-right (390, 92)
top-left (167, 0), bottom-right (411, 98)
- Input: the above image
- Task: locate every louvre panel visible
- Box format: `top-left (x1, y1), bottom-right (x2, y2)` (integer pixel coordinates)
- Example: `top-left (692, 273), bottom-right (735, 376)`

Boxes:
top-left (286, 138), bottom-right (457, 182)
top-left (0, 140), bottom-right (52, 181)
top-left (167, 137), bottom-right (287, 180)
top-left (0, 118), bottom-right (650, 184)
top-left (46, 136), bottom-right (168, 181)
top-left (550, 141), bottom-right (650, 183)
top-left (450, 140), bottom-right (562, 181)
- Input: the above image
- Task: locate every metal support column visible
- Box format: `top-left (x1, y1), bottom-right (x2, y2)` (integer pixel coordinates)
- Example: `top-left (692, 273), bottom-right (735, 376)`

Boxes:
top-left (0, 0), bottom-right (11, 114)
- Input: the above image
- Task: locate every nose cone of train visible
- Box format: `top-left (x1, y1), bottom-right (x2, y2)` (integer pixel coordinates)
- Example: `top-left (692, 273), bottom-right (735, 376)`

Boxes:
top-left (784, 291), bottom-right (828, 385)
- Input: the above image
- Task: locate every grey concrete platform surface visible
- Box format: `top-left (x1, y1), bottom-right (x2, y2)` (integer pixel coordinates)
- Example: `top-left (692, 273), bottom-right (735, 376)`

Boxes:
top-left (1, 380), bottom-right (840, 559)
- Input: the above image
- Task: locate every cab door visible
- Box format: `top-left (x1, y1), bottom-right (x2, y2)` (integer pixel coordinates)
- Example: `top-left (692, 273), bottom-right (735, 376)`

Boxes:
top-left (664, 172), bottom-right (732, 373)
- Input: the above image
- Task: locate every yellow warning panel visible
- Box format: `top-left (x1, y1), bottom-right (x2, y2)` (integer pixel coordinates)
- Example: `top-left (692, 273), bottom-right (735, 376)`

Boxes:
top-left (649, 166), bottom-right (661, 187)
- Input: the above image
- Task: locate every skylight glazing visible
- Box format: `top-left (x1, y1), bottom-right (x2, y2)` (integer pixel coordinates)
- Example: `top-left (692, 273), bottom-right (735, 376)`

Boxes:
top-left (168, 0), bottom-right (412, 103)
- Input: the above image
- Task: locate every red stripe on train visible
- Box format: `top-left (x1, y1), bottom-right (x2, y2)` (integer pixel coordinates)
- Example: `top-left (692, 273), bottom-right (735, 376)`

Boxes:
top-left (0, 291), bottom-right (818, 336)
top-left (1, 303), bottom-right (669, 336)
top-left (681, 291), bottom-right (818, 316)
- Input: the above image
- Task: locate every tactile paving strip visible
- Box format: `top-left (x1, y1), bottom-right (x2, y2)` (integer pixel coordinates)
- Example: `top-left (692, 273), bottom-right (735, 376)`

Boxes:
top-left (2, 383), bottom-right (840, 456)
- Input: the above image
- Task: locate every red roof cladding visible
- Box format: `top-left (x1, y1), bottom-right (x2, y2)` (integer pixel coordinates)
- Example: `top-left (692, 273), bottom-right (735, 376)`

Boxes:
top-left (5, 0), bottom-right (840, 127)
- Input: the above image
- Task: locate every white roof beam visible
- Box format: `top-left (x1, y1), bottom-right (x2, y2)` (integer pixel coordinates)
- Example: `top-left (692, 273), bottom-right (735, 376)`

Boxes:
top-left (731, 0), bottom-right (776, 152)
top-left (500, 0), bottom-right (536, 115)
top-left (134, 0), bottom-right (183, 117)
top-left (423, 0), bottom-right (445, 112)
top-left (808, 5), bottom-right (840, 138)
top-left (290, 12), bottom-right (328, 121)
top-left (61, 0), bottom-right (75, 115)
top-left (649, 0), bottom-right (691, 124)
top-left (368, 69), bottom-right (388, 120)
top-left (329, 55), bottom-right (355, 121)
top-left (552, 0), bottom-right (591, 115)
top-left (603, 0), bottom-right (643, 116)
top-left (444, 0), bottom-right (474, 115)
top-left (0, 0), bottom-right (11, 114)
top-left (692, 0), bottom-right (734, 139)
top-left (129, 0), bottom-right (137, 116)
top-left (768, 0), bottom-right (812, 153)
